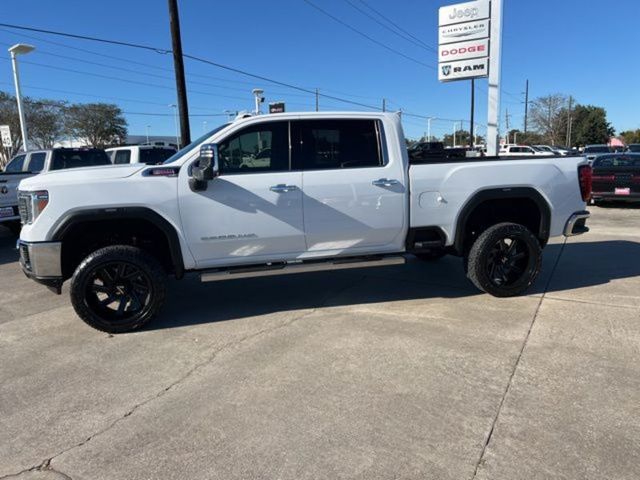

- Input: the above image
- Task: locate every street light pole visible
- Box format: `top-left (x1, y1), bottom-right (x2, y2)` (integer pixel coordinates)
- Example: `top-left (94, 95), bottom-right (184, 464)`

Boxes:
top-left (8, 44), bottom-right (35, 151)
top-left (145, 125), bottom-right (150, 145)
top-left (427, 117), bottom-right (435, 142)
top-left (169, 104), bottom-right (179, 147)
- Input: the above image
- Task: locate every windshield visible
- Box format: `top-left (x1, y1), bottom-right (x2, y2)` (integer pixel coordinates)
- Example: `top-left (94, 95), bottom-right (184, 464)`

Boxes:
top-left (593, 155), bottom-right (640, 168)
top-left (163, 123), bottom-right (231, 164)
top-left (51, 150), bottom-right (111, 170)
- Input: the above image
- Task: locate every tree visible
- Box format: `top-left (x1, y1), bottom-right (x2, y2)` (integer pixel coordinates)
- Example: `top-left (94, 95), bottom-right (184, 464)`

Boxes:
top-left (0, 92), bottom-right (68, 166)
top-left (65, 103), bottom-right (127, 148)
top-left (529, 94), bottom-right (570, 146)
top-left (570, 105), bottom-right (614, 146)
top-left (27, 99), bottom-right (67, 149)
top-left (505, 129), bottom-right (544, 145)
top-left (619, 129), bottom-right (640, 145)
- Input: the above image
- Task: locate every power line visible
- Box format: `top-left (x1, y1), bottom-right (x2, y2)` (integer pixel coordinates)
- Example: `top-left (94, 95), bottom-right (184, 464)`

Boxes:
top-left (357, 0), bottom-right (436, 52)
top-left (0, 22), bottom-right (385, 111)
top-left (342, 0), bottom-right (436, 53)
top-left (301, 0), bottom-right (435, 70)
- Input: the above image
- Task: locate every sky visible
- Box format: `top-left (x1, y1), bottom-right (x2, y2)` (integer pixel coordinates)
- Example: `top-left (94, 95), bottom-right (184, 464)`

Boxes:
top-left (1, 0), bottom-right (639, 141)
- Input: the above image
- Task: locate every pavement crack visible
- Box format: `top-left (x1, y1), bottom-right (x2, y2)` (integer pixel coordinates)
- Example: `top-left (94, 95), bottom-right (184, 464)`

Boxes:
top-left (21, 275), bottom-right (363, 474)
top-left (0, 459), bottom-right (72, 480)
top-left (470, 239), bottom-right (567, 480)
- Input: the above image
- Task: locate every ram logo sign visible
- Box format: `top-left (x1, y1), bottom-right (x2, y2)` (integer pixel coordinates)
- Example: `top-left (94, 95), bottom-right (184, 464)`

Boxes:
top-left (438, 58), bottom-right (489, 82)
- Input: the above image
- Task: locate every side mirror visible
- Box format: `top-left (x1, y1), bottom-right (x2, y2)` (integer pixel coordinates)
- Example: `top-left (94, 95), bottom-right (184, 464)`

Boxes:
top-left (190, 144), bottom-right (219, 191)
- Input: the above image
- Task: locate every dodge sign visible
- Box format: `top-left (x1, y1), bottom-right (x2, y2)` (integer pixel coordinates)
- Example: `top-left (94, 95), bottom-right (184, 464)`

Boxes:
top-left (438, 38), bottom-right (489, 62)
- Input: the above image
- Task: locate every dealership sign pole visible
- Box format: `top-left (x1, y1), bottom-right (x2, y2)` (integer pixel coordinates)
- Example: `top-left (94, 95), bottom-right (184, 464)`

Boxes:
top-left (485, 0), bottom-right (503, 156)
top-left (438, 0), bottom-right (502, 155)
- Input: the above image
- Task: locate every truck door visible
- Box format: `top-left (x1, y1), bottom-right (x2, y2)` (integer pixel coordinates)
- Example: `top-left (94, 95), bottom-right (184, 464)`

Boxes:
top-left (292, 118), bottom-right (406, 256)
top-left (178, 121), bottom-right (306, 268)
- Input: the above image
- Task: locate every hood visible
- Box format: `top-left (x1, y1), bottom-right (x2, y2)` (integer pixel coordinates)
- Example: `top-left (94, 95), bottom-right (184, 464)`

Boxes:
top-left (19, 164), bottom-right (146, 190)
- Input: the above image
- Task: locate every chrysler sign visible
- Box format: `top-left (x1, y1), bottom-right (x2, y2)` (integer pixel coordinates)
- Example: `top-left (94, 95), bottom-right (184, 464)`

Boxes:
top-left (438, 0), bottom-right (490, 27)
top-left (439, 38), bottom-right (489, 62)
top-left (439, 19), bottom-right (489, 45)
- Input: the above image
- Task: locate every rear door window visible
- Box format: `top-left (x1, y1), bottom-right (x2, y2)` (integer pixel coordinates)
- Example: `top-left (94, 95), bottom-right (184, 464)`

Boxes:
top-left (26, 152), bottom-right (46, 172)
top-left (292, 119), bottom-right (382, 170)
top-left (113, 150), bottom-right (131, 164)
top-left (4, 154), bottom-right (26, 172)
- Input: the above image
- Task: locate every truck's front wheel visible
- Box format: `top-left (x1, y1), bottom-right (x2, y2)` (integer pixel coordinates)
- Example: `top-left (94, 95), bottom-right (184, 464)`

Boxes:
top-left (466, 223), bottom-right (542, 297)
top-left (70, 245), bottom-right (167, 333)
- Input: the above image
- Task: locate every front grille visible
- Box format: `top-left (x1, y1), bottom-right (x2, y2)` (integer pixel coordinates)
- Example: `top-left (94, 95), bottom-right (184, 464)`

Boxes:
top-left (19, 243), bottom-right (31, 271)
top-left (17, 194), bottom-right (31, 224)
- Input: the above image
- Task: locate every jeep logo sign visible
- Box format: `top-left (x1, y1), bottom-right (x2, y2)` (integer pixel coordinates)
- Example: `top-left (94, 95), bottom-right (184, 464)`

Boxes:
top-left (438, 58), bottom-right (489, 82)
top-left (439, 0), bottom-right (490, 27)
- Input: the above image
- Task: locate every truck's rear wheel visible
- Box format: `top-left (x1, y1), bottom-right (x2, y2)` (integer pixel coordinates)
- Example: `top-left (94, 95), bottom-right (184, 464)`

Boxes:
top-left (466, 223), bottom-right (541, 297)
top-left (70, 245), bottom-right (166, 333)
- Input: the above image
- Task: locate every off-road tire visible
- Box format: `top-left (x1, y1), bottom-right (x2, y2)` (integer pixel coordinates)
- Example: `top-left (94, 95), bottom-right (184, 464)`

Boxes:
top-left (70, 245), bottom-right (167, 333)
top-left (466, 222), bottom-right (542, 297)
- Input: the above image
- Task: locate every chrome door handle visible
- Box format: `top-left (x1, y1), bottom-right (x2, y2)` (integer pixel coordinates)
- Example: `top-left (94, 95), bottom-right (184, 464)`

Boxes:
top-left (372, 178), bottom-right (400, 187)
top-left (270, 184), bottom-right (298, 193)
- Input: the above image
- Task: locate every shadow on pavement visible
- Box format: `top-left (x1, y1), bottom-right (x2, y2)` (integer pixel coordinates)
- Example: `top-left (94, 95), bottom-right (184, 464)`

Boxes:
top-left (150, 239), bottom-right (640, 331)
top-left (0, 228), bottom-right (18, 266)
top-left (593, 201), bottom-right (640, 209)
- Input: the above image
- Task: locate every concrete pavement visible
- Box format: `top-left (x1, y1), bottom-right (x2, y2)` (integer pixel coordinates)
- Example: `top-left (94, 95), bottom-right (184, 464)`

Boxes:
top-left (0, 206), bottom-right (639, 479)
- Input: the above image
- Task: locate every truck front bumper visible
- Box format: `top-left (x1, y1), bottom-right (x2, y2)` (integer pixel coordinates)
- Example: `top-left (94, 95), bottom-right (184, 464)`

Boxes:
top-left (17, 240), bottom-right (63, 293)
top-left (563, 210), bottom-right (590, 237)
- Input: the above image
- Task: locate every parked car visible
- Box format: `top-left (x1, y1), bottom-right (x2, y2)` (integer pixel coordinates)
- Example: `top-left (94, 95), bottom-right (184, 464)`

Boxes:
top-left (1, 148), bottom-right (111, 235)
top-left (626, 144), bottom-right (640, 153)
top-left (106, 145), bottom-right (177, 165)
top-left (583, 144), bottom-right (612, 163)
top-left (591, 153), bottom-right (640, 204)
top-left (408, 142), bottom-right (466, 162)
top-left (500, 145), bottom-right (554, 156)
top-left (17, 112), bottom-right (591, 332)
top-left (533, 145), bottom-right (563, 155)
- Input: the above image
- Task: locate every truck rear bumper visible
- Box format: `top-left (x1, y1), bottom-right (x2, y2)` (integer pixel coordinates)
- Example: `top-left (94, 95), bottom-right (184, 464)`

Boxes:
top-left (563, 211), bottom-right (590, 237)
top-left (17, 240), bottom-right (63, 293)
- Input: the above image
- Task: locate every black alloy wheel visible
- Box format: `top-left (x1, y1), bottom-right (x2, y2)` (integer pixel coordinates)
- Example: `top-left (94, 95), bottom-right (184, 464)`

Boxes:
top-left (70, 245), bottom-right (167, 333)
top-left (466, 222), bottom-right (542, 297)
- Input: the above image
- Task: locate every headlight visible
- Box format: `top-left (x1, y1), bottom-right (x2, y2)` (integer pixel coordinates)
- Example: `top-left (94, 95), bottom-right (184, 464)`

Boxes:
top-left (18, 190), bottom-right (49, 224)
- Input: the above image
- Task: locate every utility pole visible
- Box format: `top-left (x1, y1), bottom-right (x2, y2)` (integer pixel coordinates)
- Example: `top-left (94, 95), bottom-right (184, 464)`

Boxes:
top-left (470, 79), bottom-right (475, 149)
top-left (382, 98), bottom-right (386, 112)
top-left (566, 96), bottom-right (573, 148)
top-left (453, 122), bottom-right (458, 148)
top-left (315, 88), bottom-right (319, 112)
top-left (523, 79), bottom-right (529, 134)
top-left (167, 0), bottom-right (190, 148)
top-left (427, 117), bottom-right (434, 142)
top-left (505, 109), bottom-right (511, 143)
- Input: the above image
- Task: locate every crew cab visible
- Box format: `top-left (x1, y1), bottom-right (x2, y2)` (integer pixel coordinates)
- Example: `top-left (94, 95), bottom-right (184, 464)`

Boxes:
top-left (1, 148), bottom-right (111, 235)
top-left (17, 112), bottom-right (592, 333)
top-left (106, 145), bottom-right (177, 165)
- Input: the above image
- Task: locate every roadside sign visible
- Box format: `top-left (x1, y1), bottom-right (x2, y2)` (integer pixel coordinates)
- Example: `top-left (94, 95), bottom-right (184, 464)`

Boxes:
top-left (0, 125), bottom-right (12, 148)
top-left (439, 38), bottom-right (489, 63)
top-left (438, 0), bottom-right (490, 27)
top-left (439, 18), bottom-right (490, 45)
top-left (269, 102), bottom-right (285, 114)
top-left (438, 1), bottom-right (491, 82)
top-left (438, 57), bottom-right (489, 82)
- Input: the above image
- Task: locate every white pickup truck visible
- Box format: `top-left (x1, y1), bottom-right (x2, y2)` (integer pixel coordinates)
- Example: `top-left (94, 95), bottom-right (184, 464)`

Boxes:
top-left (17, 112), bottom-right (592, 332)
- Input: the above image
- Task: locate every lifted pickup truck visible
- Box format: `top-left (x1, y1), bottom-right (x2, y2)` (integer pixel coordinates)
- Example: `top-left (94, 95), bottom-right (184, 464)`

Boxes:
top-left (17, 112), bottom-right (592, 332)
